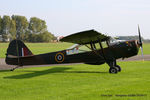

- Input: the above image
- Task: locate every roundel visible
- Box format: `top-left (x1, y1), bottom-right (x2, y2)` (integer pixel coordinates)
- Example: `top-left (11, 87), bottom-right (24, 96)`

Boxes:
top-left (55, 52), bottom-right (64, 63)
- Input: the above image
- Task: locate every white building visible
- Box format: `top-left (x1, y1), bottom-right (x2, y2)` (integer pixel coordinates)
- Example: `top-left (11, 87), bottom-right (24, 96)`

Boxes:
top-left (57, 36), bottom-right (64, 42)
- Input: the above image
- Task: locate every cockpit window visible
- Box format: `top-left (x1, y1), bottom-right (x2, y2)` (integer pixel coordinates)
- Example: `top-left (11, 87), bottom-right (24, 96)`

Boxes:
top-left (66, 44), bottom-right (91, 55)
top-left (109, 37), bottom-right (118, 44)
top-left (101, 41), bottom-right (108, 48)
top-left (78, 44), bottom-right (91, 53)
top-left (108, 37), bottom-right (126, 46)
top-left (66, 41), bottom-right (109, 55)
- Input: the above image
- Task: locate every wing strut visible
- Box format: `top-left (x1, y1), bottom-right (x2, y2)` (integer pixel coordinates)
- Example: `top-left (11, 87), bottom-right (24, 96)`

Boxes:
top-left (90, 42), bottom-right (94, 50)
top-left (84, 43), bottom-right (104, 59)
top-left (98, 40), bottom-right (107, 62)
top-left (92, 43), bottom-right (96, 50)
top-left (79, 40), bottom-right (104, 59)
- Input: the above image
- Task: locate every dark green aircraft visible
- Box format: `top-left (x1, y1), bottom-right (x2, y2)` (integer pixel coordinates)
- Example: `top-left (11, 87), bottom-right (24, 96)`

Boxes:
top-left (5, 27), bottom-right (143, 73)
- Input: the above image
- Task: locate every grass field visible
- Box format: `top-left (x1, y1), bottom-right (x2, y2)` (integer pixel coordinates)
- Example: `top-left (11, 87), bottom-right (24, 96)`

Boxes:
top-left (0, 42), bottom-right (150, 99)
top-left (0, 42), bottom-right (150, 58)
top-left (0, 61), bottom-right (150, 100)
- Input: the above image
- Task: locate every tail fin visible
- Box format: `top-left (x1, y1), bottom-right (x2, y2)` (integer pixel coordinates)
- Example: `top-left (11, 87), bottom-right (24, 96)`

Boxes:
top-left (6, 39), bottom-right (33, 57)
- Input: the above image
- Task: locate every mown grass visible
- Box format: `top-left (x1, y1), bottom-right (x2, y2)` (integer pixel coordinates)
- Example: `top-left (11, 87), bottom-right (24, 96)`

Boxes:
top-left (0, 61), bottom-right (150, 100)
top-left (0, 42), bottom-right (150, 58)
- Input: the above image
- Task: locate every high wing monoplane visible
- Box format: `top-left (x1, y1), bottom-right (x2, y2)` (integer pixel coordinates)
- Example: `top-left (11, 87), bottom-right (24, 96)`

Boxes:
top-left (5, 27), bottom-right (143, 73)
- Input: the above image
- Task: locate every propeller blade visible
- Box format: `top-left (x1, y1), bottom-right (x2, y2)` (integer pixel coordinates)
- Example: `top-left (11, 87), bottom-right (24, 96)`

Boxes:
top-left (138, 25), bottom-right (144, 61)
top-left (138, 25), bottom-right (142, 47)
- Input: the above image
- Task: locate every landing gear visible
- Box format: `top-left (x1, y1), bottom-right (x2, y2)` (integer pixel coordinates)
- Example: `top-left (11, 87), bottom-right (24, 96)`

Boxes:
top-left (109, 67), bottom-right (118, 73)
top-left (107, 59), bottom-right (121, 74)
top-left (115, 65), bottom-right (121, 72)
top-left (10, 66), bottom-right (22, 71)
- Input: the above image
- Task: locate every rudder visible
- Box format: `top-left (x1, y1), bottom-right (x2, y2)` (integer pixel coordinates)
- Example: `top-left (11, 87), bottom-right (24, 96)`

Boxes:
top-left (6, 39), bottom-right (33, 57)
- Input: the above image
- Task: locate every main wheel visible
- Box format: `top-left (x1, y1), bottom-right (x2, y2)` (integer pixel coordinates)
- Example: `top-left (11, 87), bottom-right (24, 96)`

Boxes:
top-left (115, 65), bottom-right (121, 72)
top-left (10, 68), bottom-right (15, 71)
top-left (109, 67), bottom-right (118, 74)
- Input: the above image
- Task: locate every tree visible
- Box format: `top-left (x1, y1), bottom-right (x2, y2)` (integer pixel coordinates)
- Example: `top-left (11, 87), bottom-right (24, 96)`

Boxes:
top-left (0, 16), bottom-right (2, 34)
top-left (26, 31), bottom-right (54, 42)
top-left (0, 15), bottom-right (56, 42)
top-left (1, 15), bottom-right (11, 41)
top-left (27, 17), bottom-right (55, 42)
top-left (28, 17), bottom-right (47, 34)
top-left (9, 20), bottom-right (16, 40)
top-left (11, 15), bottom-right (28, 40)
top-left (38, 31), bottom-right (54, 42)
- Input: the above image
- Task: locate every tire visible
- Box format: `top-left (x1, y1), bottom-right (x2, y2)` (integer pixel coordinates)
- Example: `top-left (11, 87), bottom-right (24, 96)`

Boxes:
top-left (115, 65), bottom-right (121, 72)
top-left (109, 67), bottom-right (118, 74)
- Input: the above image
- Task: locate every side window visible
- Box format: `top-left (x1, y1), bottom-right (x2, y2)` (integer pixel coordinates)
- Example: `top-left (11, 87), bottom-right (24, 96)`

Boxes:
top-left (78, 45), bottom-right (91, 53)
top-left (94, 41), bottom-right (108, 50)
top-left (101, 41), bottom-right (108, 48)
top-left (66, 47), bottom-right (79, 55)
top-left (95, 43), bottom-right (101, 50)
top-left (66, 41), bottom-right (108, 55)
top-left (66, 44), bottom-right (91, 55)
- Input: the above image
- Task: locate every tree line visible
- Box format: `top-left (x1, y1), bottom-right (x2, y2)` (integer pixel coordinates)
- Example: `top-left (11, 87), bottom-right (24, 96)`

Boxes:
top-left (0, 15), bottom-right (56, 42)
top-left (117, 36), bottom-right (150, 43)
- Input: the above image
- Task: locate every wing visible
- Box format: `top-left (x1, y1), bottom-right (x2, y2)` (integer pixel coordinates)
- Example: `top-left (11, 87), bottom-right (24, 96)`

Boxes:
top-left (60, 29), bottom-right (109, 44)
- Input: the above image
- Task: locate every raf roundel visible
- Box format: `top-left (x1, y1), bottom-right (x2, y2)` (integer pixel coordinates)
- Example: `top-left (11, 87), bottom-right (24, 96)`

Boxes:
top-left (55, 52), bottom-right (65, 63)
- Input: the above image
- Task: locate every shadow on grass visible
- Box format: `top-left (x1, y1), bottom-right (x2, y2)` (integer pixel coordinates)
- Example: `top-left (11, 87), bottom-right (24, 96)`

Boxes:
top-left (0, 70), bottom-right (11, 72)
top-left (4, 67), bottom-right (71, 79)
top-left (63, 71), bottom-right (107, 74)
top-left (4, 67), bottom-right (108, 79)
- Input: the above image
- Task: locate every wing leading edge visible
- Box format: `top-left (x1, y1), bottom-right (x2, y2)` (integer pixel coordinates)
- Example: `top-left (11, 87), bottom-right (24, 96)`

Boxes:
top-left (60, 30), bottom-right (109, 44)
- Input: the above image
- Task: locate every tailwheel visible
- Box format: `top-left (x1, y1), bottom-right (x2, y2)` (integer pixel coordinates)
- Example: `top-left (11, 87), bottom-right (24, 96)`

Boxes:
top-left (115, 65), bottom-right (121, 72)
top-left (109, 67), bottom-right (118, 74)
top-left (10, 66), bottom-right (21, 71)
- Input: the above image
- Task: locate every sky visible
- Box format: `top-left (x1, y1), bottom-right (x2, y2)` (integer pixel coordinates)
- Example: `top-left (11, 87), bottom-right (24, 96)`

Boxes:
top-left (1, 0), bottom-right (150, 39)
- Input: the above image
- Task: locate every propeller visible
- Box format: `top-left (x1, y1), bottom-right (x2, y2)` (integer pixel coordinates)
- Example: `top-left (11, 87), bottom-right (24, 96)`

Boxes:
top-left (138, 25), bottom-right (144, 61)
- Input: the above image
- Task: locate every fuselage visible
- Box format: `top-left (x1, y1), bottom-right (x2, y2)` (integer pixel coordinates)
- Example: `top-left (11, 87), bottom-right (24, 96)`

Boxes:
top-left (6, 40), bottom-right (140, 66)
